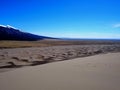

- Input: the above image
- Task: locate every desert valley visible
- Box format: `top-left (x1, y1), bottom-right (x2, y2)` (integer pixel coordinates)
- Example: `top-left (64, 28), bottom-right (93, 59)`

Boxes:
top-left (0, 25), bottom-right (120, 90)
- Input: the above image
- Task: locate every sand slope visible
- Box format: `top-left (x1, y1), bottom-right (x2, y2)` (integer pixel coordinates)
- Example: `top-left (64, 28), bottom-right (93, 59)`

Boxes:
top-left (0, 53), bottom-right (120, 90)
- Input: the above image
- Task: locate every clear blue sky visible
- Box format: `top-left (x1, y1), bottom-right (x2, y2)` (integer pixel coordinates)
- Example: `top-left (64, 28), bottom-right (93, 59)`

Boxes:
top-left (0, 0), bottom-right (120, 39)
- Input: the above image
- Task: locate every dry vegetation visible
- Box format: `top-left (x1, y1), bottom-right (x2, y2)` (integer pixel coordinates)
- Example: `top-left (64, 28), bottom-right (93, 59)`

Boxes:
top-left (0, 39), bottom-right (120, 48)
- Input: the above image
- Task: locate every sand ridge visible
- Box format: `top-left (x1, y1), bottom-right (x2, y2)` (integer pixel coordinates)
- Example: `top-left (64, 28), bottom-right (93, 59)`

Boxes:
top-left (0, 44), bottom-right (120, 72)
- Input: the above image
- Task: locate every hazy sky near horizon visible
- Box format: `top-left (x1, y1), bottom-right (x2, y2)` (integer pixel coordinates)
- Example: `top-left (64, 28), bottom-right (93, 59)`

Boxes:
top-left (0, 0), bottom-right (120, 39)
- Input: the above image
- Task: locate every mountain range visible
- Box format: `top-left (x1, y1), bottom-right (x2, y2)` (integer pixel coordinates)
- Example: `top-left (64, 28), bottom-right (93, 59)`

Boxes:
top-left (0, 25), bottom-right (53, 41)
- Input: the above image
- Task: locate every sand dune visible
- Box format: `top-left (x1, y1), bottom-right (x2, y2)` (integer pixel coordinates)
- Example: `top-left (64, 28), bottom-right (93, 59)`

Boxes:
top-left (0, 53), bottom-right (120, 90)
top-left (0, 45), bottom-right (120, 71)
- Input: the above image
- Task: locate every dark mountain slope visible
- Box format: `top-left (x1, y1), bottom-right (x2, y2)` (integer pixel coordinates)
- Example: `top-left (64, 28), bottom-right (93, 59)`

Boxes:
top-left (0, 25), bottom-right (53, 41)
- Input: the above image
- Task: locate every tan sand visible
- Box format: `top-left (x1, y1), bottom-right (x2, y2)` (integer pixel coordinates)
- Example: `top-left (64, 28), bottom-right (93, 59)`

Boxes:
top-left (0, 53), bottom-right (120, 90)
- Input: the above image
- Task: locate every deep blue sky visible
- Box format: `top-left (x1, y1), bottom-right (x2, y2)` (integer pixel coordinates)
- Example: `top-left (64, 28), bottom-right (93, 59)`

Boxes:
top-left (0, 0), bottom-right (120, 39)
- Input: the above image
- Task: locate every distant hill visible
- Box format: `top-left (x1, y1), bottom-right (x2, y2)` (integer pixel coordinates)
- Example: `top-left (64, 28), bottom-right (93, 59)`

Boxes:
top-left (0, 25), bottom-right (54, 41)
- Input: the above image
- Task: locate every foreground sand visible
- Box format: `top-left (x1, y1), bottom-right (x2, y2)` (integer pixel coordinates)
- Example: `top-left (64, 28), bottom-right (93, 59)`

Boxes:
top-left (0, 53), bottom-right (120, 90)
